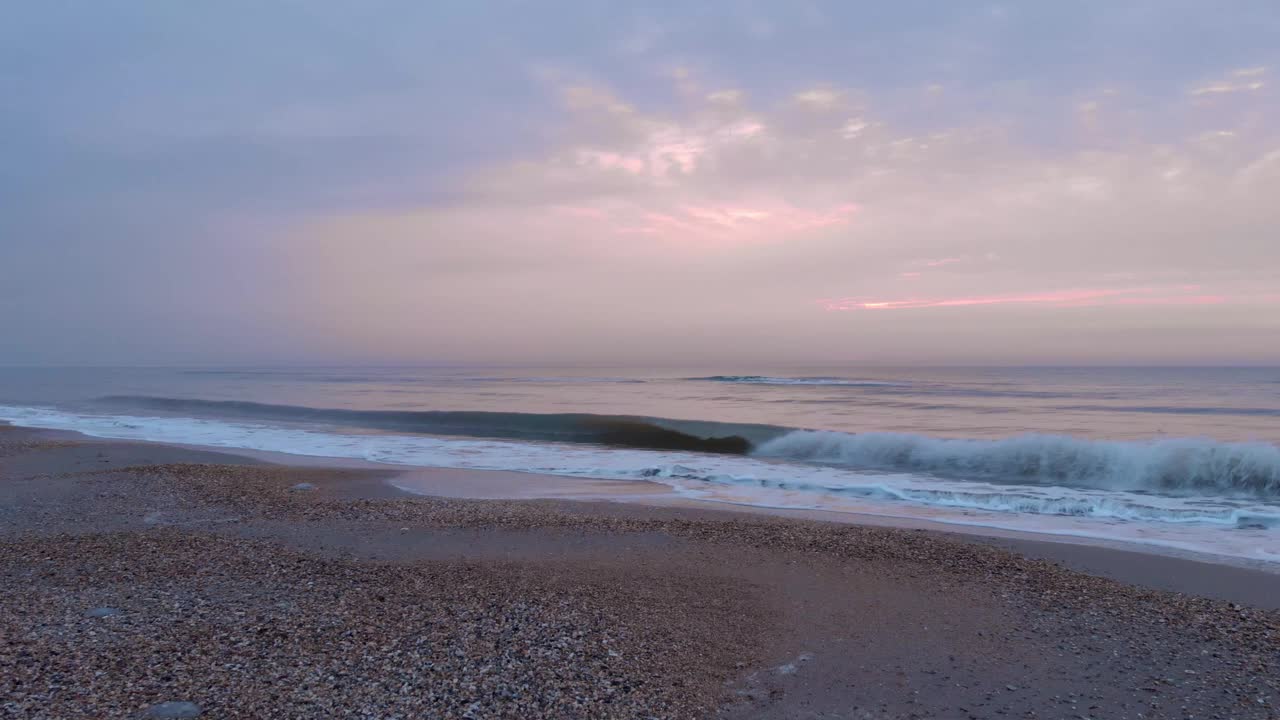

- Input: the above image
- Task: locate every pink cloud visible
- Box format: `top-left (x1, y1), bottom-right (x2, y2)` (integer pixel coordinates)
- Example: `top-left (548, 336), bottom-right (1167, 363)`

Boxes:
top-left (819, 286), bottom-right (1259, 311)
top-left (651, 140), bottom-right (704, 175)
top-left (681, 205), bottom-right (782, 232)
top-left (723, 120), bottom-right (765, 139)
top-left (582, 200), bottom-right (857, 245)
top-left (922, 257), bottom-right (962, 267)
top-left (556, 206), bottom-right (608, 219)
top-left (579, 150), bottom-right (646, 175)
top-left (576, 134), bottom-right (708, 179)
top-left (1099, 294), bottom-right (1227, 307)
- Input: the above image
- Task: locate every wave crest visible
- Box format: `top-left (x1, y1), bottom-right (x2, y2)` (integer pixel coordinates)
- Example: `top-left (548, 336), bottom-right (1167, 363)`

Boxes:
top-left (95, 396), bottom-right (756, 455)
top-left (754, 431), bottom-right (1280, 498)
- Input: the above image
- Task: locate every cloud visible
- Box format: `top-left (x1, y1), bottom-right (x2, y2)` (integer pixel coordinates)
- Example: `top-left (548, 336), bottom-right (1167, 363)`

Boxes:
top-left (840, 118), bottom-right (870, 139)
top-left (1191, 81), bottom-right (1265, 96)
top-left (819, 286), bottom-right (1250, 311)
top-left (1190, 67), bottom-right (1267, 96)
top-left (430, 78), bottom-right (867, 247)
top-left (5, 1), bottom-right (1280, 364)
top-left (707, 89), bottom-right (744, 105)
top-left (297, 63), bottom-right (1280, 317)
top-left (793, 88), bottom-right (842, 109)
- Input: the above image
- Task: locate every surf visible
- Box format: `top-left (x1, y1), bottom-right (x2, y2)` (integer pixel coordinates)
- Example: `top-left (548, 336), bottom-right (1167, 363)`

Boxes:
top-left (756, 430), bottom-right (1280, 498)
top-left (33, 396), bottom-right (1280, 501)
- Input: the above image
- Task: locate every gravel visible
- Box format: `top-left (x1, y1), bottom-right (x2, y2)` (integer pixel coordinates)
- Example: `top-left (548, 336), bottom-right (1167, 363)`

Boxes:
top-left (3, 434), bottom-right (1279, 719)
top-left (1, 528), bottom-right (761, 719)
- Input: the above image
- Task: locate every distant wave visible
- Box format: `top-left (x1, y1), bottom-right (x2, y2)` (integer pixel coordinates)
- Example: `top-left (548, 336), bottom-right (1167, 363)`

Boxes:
top-left (466, 376), bottom-right (647, 384)
top-left (1053, 404), bottom-right (1280, 418)
top-left (182, 370), bottom-right (647, 385)
top-left (700, 378), bottom-right (1122, 400)
top-left (691, 375), bottom-right (906, 387)
top-left (756, 430), bottom-right (1280, 498)
top-left (181, 370), bottom-right (424, 384)
top-left (182, 370), bottom-right (290, 376)
top-left (95, 396), bottom-right (770, 455)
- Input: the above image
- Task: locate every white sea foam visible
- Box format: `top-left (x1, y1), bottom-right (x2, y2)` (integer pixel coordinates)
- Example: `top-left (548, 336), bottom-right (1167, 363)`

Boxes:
top-left (756, 430), bottom-right (1280, 497)
top-left (3, 404), bottom-right (1278, 562)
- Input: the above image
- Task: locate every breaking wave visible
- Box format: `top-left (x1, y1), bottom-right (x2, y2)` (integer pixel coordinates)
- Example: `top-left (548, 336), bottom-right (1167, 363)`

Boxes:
top-left (63, 397), bottom-right (1280, 501)
top-left (3, 403), bottom-right (1280, 559)
top-left (756, 430), bottom-right (1280, 499)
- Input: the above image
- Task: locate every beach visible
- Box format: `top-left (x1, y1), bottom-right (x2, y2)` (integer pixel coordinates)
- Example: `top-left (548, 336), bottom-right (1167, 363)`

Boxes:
top-left (11, 1), bottom-right (1280, 716)
top-left (3, 423), bottom-right (1279, 719)
top-left (6, 366), bottom-right (1280, 566)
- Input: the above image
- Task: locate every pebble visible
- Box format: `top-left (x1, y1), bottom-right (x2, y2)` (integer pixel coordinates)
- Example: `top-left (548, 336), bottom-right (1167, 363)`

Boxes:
top-left (145, 701), bottom-right (202, 718)
top-left (83, 606), bottom-right (121, 618)
top-left (3, 451), bottom-right (1278, 720)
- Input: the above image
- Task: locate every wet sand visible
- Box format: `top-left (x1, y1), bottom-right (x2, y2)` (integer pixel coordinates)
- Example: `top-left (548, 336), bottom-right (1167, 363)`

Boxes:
top-left (3, 424), bottom-right (1279, 718)
top-left (52, 426), bottom-right (1280, 605)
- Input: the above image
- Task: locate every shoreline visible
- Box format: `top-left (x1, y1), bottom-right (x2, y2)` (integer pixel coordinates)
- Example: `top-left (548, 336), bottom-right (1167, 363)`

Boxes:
top-left (3, 423), bottom-right (1279, 717)
top-left (6, 405), bottom-right (1278, 566)
top-left (8, 419), bottom-right (1280, 578)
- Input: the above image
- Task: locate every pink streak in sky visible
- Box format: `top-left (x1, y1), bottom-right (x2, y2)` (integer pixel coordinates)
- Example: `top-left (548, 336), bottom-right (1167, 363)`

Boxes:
top-left (591, 200), bottom-right (857, 243)
top-left (556, 206), bottom-right (608, 219)
top-left (819, 286), bottom-right (1252, 311)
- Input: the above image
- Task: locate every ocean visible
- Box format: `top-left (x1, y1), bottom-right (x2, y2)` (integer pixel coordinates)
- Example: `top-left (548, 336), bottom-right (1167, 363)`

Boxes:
top-left (2, 365), bottom-right (1278, 563)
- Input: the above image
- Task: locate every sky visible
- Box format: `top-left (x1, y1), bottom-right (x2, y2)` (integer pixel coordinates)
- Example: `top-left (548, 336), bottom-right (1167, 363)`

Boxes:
top-left (3, 1), bottom-right (1279, 366)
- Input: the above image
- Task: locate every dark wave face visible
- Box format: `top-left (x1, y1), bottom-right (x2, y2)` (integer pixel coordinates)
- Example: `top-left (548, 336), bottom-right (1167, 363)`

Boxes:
top-left (96, 396), bottom-right (766, 455)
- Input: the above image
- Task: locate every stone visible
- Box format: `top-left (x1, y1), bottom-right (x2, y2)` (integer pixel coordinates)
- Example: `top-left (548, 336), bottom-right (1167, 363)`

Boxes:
top-left (84, 607), bottom-right (121, 618)
top-left (145, 701), bottom-right (202, 718)
top-left (289, 482), bottom-right (316, 491)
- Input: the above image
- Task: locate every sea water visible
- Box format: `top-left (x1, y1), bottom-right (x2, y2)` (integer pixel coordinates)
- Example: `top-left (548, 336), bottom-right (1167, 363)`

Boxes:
top-left (1, 366), bottom-right (1278, 563)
